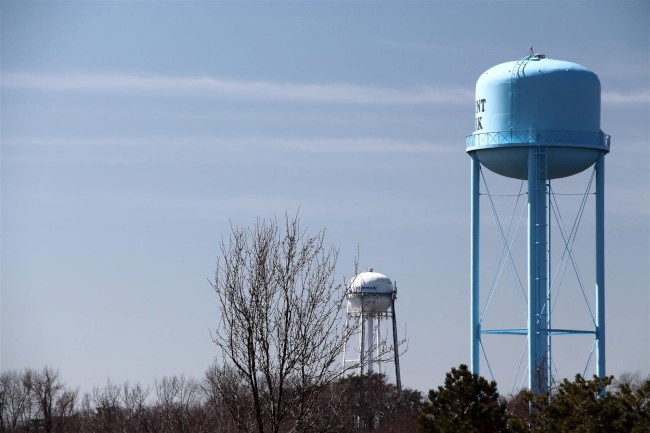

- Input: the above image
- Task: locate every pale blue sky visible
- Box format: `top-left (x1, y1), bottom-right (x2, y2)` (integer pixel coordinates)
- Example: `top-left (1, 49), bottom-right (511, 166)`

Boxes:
top-left (2, 1), bottom-right (648, 395)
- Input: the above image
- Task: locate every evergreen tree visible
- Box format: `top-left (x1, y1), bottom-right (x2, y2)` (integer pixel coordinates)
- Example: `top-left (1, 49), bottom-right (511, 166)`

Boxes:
top-left (418, 364), bottom-right (509, 433)
top-left (528, 374), bottom-right (650, 433)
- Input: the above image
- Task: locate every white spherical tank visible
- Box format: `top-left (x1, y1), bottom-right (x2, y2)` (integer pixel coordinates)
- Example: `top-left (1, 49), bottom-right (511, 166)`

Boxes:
top-left (347, 269), bottom-right (393, 313)
top-left (466, 54), bottom-right (610, 179)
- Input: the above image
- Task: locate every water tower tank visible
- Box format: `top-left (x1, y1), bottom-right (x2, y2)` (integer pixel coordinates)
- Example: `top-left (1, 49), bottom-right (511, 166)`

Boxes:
top-left (466, 54), bottom-right (610, 179)
top-left (347, 270), bottom-right (393, 313)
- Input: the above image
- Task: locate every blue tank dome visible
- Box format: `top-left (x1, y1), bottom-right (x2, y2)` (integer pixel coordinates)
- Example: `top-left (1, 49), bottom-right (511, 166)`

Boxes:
top-left (466, 55), bottom-right (610, 179)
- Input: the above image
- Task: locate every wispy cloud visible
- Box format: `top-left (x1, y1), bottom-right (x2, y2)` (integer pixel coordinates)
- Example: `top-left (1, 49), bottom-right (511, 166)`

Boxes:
top-left (275, 137), bottom-right (453, 154)
top-left (602, 90), bottom-right (649, 105)
top-left (7, 72), bottom-right (643, 107)
top-left (2, 135), bottom-right (453, 165)
top-left (2, 72), bottom-right (472, 106)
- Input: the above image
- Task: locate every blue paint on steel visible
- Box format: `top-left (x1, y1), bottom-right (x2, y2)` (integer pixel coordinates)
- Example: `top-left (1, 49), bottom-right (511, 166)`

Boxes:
top-left (470, 154), bottom-right (481, 375)
top-left (476, 58), bottom-right (600, 133)
top-left (528, 146), bottom-right (550, 394)
top-left (480, 329), bottom-right (597, 336)
top-left (466, 130), bottom-right (610, 149)
top-left (481, 329), bottom-right (528, 335)
top-left (596, 155), bottom-right (605, 379)
top-left (467, 54), bottom-right (609, 395)
top-left (548, 329), bottom-right (597, 335)
top-left (467, 56), bottom-right (609, 180)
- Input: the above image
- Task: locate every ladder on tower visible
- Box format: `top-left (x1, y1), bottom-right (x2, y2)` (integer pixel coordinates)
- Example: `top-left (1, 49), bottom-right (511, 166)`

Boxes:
top-left (510, 57), bottom-right (530, 132)
top-left (534, 145), bottom-right (552, 393)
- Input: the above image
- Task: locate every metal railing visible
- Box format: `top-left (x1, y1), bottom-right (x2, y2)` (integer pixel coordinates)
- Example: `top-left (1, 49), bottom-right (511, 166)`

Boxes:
top-left (466, 130), bottom-right (611, 150)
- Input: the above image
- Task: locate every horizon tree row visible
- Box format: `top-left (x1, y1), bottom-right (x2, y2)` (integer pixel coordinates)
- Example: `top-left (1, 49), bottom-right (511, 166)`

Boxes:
top-left (0, 366), bottom-right (420, 433)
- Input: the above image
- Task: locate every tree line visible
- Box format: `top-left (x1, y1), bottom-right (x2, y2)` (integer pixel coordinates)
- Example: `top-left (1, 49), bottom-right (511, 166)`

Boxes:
top-left (3, 365), bottom-right (649, 433)
top-left (0, 366), bottom-right (421, 433)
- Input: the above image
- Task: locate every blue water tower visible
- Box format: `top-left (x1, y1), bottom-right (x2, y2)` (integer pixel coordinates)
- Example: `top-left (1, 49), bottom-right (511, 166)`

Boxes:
top-left (466, 53), bottom-right (610, 394)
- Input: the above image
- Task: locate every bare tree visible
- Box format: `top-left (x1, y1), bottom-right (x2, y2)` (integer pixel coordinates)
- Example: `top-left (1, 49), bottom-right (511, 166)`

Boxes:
top-left (27, 367), bottom-right (67, 433)
top-left (210, 214), bottom-right (361, 433)
top-left (121, 381), bottom-right (150, 433)
top-left (88, 378), bottom-right (124, 433)
top-left (18, 369), bottom-right (38, 432)
top-left (77, 393), bottom-right (96, 433)
top-left (0, 370), bottom-right (32, 432)
top-left (154, 375), bottom-right (200, 433)
top-left (613, 371), bottom-right (649, 393)
top-left (202, 364), bottom-right (247, 432)
top-left (53, 388), bottom-right (78, 432)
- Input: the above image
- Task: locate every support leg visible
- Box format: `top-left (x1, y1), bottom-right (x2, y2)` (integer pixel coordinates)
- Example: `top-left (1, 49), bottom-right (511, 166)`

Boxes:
top-left (528, 147), bottom-right (549, 394)
top-left (471, 154), bottom-right (481, 375)
top-left (392, 296), bottom-right (402, 391)
top-left (596, 154), bottom-right (606, 381)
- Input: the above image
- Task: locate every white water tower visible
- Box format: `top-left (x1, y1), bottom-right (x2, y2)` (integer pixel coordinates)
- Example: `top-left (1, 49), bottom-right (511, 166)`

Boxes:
top-left (341, 268), bottom-right (402, 390)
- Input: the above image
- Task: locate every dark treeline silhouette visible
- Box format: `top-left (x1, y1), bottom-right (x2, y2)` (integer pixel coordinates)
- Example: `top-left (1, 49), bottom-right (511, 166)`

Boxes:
top-left (0, 366), bottom-right (421, 433)
top-left (418, 364), bottom-right (650, 433)
top-left (4, 365), bottom-right (650, 433)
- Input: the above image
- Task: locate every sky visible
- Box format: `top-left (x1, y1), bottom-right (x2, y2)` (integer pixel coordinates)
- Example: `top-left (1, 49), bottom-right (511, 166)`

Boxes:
top-left (1, 1), bottom-right (648, 397)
